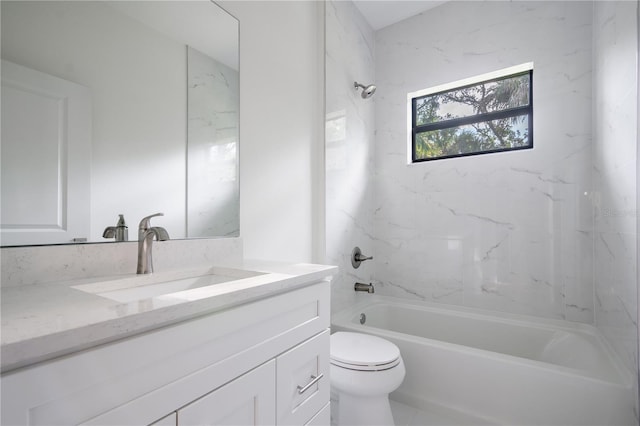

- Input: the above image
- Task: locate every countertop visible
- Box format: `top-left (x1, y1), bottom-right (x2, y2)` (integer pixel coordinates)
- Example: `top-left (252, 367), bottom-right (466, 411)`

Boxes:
top-left (1, 260), bottom-right (337, 373)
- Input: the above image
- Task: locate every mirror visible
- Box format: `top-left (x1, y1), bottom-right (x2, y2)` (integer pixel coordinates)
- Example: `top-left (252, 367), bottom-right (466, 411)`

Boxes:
top-left (0, 1), bottom-right (239, 246)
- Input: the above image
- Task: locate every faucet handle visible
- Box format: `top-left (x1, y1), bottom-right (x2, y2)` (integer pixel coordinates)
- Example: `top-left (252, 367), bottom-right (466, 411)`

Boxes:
top-left (138, 213), bottom-right (164, 232)
top-left (351, 247), bottom-right (373, 268)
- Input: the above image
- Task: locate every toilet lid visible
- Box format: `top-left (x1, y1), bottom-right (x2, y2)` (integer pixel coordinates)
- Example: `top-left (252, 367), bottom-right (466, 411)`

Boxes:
top-left (330, 332), bottom-right (401, 371)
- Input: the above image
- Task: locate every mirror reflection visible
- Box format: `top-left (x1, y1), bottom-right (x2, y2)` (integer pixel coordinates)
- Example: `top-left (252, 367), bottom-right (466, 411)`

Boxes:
top-left (1, 0), bottom-right (239, 246)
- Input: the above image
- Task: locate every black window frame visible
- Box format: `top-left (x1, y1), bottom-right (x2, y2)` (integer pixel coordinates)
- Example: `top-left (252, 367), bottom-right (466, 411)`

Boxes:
top-left (411, 69), bottom-right (533, 163)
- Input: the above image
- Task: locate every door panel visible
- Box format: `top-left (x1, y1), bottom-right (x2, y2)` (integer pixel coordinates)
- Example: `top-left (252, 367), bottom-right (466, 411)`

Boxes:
top-left (177, 360), bottom-right (276, 425)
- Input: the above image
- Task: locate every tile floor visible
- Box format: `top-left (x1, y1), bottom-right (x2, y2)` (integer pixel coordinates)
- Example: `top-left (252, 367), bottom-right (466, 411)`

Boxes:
top-left (331, 396), bottom-right (482, 426)
top-left (390, 400), bottom-right (471, 426)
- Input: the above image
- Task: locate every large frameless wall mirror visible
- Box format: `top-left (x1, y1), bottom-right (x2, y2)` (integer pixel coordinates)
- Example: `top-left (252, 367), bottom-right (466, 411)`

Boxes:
top-left (0, 1), bottom-right (239, 246)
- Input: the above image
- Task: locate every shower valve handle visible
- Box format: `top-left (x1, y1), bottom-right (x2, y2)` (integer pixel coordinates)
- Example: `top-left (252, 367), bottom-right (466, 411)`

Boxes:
top-left (351, 247), bottom-right (373, 268)
top-left (355, 253), bottom-right (373, 262)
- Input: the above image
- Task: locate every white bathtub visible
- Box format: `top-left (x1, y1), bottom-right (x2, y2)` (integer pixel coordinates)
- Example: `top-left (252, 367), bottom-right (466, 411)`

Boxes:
top-left (331, 296), bottom-right (636, 425)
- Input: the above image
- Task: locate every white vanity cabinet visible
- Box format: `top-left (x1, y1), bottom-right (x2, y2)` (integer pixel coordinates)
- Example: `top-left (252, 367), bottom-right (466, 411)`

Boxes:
top-left (1, 281), bottom-right (330, 426)
top-left (172, 327), bottom-right (330, 426)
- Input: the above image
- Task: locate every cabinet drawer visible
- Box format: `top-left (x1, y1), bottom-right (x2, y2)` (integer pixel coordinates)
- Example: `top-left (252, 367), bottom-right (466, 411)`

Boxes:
top-left (276, 330), bottom-right (329, 425)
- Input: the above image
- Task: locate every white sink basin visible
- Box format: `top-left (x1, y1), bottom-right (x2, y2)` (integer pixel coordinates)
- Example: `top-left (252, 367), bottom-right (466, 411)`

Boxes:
top-left (72, 267), bottom-right (266, 303)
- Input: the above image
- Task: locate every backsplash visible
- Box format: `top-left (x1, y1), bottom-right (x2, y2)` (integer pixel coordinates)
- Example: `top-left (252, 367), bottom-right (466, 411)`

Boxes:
top-left (1, 238), bottom-right (243, 287)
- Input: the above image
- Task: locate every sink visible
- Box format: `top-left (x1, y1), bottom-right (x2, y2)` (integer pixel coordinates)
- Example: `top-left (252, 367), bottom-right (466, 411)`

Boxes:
top-left (96, 273), bottom-right (255, 303)
top-left (71, 267), bottom-right (266, 303)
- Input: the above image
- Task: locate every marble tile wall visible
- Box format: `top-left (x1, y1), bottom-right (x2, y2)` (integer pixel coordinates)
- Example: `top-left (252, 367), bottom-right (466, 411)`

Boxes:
top-left (371, 1), bottom-right (595, 322)
top-left (325, 0), bottom-right (376, 313)
top-left (592, 0), bottom-right (638, 382)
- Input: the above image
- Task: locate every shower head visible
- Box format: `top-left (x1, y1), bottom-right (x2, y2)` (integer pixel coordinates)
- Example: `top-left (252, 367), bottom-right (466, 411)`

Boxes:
top-left (354, 81), bottom-right (376, 99)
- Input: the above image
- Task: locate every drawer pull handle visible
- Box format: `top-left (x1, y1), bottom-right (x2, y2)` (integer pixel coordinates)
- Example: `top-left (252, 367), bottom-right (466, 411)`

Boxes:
top-left (297, 373), bottom-right (324, 394)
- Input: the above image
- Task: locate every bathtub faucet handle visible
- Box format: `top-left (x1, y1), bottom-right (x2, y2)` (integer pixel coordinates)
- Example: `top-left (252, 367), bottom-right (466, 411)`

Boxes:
top-left (354, 282), bottom-right (375, 293)
top-left (351, 247), bottom-right (373, 268)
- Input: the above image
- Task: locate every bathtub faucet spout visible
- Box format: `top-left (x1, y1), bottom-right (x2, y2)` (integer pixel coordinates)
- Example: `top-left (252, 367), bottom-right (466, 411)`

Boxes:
top-left (354, 282), bottom-right (375, 293)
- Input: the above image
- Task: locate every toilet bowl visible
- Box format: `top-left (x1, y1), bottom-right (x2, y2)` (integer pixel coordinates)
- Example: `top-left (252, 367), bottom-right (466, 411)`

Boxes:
top-left (330, 332), bottom-right (405, 426)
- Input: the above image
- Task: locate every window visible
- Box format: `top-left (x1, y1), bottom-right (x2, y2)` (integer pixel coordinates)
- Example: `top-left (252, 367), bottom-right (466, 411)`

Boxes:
top-left (409, 64), bottom-right (533, 162)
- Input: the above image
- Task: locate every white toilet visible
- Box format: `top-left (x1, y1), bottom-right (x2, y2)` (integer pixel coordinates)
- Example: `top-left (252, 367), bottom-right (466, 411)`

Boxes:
top-left (330, 332), bottom-right (406, 426)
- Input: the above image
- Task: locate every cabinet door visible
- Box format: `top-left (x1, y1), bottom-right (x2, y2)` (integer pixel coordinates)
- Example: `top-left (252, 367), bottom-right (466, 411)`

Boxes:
top-left (150, 412), bottom-right (176, 426)
top-left (276, 330), bottom-right (329, 425)
top-left (305, 403), bottom-right (329, 426)
top-left (177, 360), bottom-right (275, 426)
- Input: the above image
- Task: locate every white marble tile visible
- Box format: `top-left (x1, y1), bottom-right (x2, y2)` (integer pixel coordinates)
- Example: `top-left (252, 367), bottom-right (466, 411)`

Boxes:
top-left (326, 0), bottom-right (376, 314)
top-left (371, 1), bottom-right (594, 321)
top-left (389, 400), bottom-right (414, 426)
top-left (389, 399), bottom-right (493, 426)
top-left (592, 0), bottom-right (638, 376)
top-left (562, 229), bottom-right (595, 323)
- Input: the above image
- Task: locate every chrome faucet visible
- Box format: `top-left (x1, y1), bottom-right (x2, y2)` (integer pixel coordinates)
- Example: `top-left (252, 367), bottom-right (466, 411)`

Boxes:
top-left (137, 213), bottom-right (170, 274)
top-left (103, 214), bottom-right (128, 242)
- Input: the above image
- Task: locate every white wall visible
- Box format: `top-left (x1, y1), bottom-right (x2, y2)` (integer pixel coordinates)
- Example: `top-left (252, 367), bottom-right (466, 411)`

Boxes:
top-left (219, 1), bottom-right (324, 263)
top-left (372, 1), bottom-right (594, 322)
top-left (325, 0), bottom-right (376, 312)
top-left (592, 0), bottom-right (638, 390)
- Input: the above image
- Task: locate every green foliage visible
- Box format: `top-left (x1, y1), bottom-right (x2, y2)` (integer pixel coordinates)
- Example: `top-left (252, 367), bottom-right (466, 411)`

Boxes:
top-left (415, 73), bottom-right (530, 160)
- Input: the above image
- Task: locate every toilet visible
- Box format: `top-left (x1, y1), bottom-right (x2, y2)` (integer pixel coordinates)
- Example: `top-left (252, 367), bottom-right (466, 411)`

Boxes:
top-left (330, 332), bottom-right (406, 426)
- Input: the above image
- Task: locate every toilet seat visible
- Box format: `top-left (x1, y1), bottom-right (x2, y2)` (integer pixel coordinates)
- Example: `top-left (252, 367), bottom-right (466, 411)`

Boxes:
top-left (330, 332), bottom-right (401, 371)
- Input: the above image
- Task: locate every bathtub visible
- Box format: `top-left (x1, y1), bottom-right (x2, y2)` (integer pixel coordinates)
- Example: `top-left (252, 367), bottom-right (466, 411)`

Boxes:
top-left (331, 295), bottom-right (636, 425)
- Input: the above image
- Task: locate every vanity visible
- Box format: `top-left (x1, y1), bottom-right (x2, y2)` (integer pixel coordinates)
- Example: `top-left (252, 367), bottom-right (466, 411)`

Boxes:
top-left (1, 260), bottom-right (336, 425)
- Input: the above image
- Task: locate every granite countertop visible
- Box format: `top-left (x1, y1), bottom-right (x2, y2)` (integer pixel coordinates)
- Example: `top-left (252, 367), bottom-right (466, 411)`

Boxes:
top-left (1, 260), bottom-right (337, 373)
